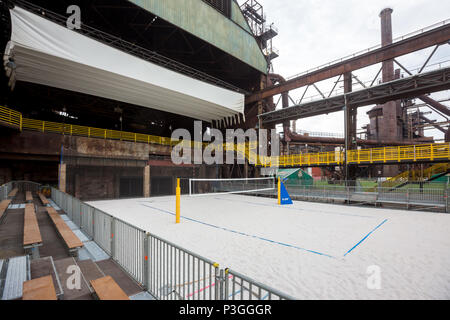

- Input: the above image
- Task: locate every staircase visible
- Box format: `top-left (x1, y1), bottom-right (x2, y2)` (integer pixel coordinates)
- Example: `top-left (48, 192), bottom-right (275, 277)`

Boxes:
top-left (0, 253), bottom-right (148, 300)
top-left (374, 163), bottom-right (450, 191)
top-left (0, 205), bottom-right (151, 300)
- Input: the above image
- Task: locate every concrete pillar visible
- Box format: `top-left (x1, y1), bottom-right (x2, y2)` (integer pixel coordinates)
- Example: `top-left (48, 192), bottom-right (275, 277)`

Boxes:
top-left (58, 163), bottom-right (66, 193)
top-left (143, 165), bottom-right (150, 198)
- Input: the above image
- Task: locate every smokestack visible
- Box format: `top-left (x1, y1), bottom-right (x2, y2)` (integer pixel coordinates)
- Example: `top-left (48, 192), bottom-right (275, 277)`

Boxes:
top-left (380, 8), bottom-right (394, 82)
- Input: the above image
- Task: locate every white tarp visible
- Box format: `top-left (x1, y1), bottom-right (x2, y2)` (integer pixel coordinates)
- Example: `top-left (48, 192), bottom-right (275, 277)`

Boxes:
top-left (4, 7), bottom-right (245, 123)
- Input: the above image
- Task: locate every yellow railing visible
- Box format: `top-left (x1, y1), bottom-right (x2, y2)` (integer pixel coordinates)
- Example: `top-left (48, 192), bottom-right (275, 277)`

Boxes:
top-left (1, 105), bottom-right (449, 167)
top-left (0, 105), bottom-right (22, 129)
top-left (21, 117), bottom-right (179, 146)
top-left (267, 144), bottom-right (450, 168)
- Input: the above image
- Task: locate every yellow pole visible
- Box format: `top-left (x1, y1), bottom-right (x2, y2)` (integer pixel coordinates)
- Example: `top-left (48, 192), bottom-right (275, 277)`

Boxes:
top-left (277, 177), bottom-right (281, 205)
top-left (176, 178), bottom-right (181, 224)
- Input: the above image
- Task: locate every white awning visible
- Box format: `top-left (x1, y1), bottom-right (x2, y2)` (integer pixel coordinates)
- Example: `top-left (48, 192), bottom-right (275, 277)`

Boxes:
top-left (4, 7), bottom-right (245, 123)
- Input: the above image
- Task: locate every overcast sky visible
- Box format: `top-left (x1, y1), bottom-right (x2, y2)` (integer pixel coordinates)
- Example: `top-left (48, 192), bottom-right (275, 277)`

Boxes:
top-left (239, 0), bottom-right (450, 141)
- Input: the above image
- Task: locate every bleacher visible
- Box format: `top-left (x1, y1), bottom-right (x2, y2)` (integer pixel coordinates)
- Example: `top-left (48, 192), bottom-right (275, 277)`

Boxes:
top-left (22, 275), bottom-right (58, 300)
top-left (23, 203), bottom-right (43, 259)
top-left (25, 191), bottom-right (33, 203)
top-left (46, 206), bottom-right (84, 257)
top-left (90, 276), bottom-right (130, 300)
top-left (37, 192), bottom-right (50, 206)
top-left (8, 188), bottom-right (18, 199)
top-left (0, 188), bottom-right (143, 300)
top-left (0, 199), bottom-right (11, 224)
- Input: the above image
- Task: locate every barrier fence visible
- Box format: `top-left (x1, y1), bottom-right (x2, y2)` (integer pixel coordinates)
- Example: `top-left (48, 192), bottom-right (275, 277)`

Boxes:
top-left (47, 185), bottom-right (293, 300)
top-left (3, 180), bottom-right (447, 301)
top-left (277, 181), bottom-right (449, 212)
top-left (0, 181), bottom-right (41, 201)
top-left (225, 269), bottom-right (290, 300)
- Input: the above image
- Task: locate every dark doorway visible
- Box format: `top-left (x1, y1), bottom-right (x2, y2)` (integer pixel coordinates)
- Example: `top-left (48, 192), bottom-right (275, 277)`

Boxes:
top-left (151, 177), bottom-right (173, 196)
top-left (119, 177), bottom-right (143, 198)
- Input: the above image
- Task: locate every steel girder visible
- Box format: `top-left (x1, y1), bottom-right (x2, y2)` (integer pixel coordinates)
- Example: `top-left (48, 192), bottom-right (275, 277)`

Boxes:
top-left (247, 22), bottom-right (450, 104)
top-left (260, 67), bottom-right (450, 124)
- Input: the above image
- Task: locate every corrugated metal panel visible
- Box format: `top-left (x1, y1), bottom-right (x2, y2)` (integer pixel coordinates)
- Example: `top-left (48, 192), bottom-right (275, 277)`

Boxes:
top-left (2, 256), bottom-right (28, 300)
top-left (65, 220), bottom-right (79, 231)
top-left (83, 241), bottom-right (110, 262)
top-left (130, 0), bottom-right (267, 73)
top-left (130, 291), bottom-right (156, 300)
top-left (73, 229), bottom-right (90, 242)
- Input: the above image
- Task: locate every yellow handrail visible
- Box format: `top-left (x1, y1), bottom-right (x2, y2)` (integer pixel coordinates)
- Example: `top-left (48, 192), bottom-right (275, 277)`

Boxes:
top-left (1, 105), bottom-right (449, 167)
top-left (0, 105), bottom-right (22, 129)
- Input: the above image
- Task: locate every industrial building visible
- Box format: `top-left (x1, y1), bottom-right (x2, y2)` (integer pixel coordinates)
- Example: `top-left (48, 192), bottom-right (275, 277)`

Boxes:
top-left (1, 0), bottom-right (449, 200)
top-left (0, 0), bottom-right (449, 302)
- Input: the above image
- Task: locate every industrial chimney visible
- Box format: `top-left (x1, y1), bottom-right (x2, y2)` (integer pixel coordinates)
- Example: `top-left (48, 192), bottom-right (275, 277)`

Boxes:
top-left (380, 8), bottom-right (394, 82)
top-left (366, 8), bottom-right (404, 177)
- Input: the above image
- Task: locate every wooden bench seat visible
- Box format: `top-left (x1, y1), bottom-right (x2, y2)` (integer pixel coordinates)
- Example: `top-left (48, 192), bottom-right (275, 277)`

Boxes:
top-left (24, 203), bottom-right (42, 246)
top-left (26, 191), bottom-right (33, 203)
top-left (46, 207), bottom-right (84, 255)
top-left (22, 275), bottom-right (58, 300)
top-left (37, 192), bottom-right (50, 206)
top-left (0, 199), bottom-right (12, 223)
top-left (24, 203), bottom-right (43, 259)
top-left (90, 276), bottom-right (130, 300)
top-left (8, 188), bottom-right (18, 199)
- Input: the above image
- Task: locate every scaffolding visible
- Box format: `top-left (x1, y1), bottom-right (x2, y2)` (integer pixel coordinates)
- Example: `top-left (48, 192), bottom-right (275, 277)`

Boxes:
top-left (240, 0), bottom-right (278, 71)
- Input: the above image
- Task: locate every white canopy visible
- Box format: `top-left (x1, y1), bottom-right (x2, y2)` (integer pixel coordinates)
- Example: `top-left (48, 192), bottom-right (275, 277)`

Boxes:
top-left (4, 7), bottom-right (245, 123)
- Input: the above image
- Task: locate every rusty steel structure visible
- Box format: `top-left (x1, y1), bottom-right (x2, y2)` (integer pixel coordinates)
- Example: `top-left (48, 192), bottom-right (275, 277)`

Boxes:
top-left (250, 8), bottom-right (450, 179)
top-left (260, 67), bottom-right (450, 124)
top-left (246, 17), bottom-right (450, 104)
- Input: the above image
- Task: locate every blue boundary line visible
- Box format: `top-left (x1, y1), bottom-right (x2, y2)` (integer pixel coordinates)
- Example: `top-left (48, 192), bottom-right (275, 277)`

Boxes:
top-left (140, 203), bottom-right (336, 259)
top-left (343, 219), bottom-right (388, 257)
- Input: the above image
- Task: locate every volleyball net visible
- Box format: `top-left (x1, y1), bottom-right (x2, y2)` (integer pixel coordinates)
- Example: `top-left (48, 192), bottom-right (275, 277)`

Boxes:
top-left (188, 177), bottom-right (276, 197)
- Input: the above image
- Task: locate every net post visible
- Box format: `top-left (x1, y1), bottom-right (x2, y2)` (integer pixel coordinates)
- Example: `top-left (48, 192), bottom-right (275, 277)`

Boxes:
top-left (176, 178), bottom-right (181, 224)
top-left (277, 177), bottom-right (281, 205)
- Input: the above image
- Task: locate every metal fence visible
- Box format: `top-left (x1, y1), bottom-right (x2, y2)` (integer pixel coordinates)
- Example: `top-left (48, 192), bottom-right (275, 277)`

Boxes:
top-left (146, 233), bottom-right (222, 300)
top-left (224, 269), bottom-right (291, 300)
top-left (46, 186), bottom-right (292, 300)
top-left (0, 181), bottom-right (41, 201)
top-left (0, 182), bottom-right (12, 201)
top-left (279, 182), bottom-right (449, 211)
top-left (7, 179), bottom-right (446, 300)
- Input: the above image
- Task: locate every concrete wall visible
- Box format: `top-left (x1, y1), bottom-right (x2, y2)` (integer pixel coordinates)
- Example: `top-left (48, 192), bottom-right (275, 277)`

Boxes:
top-left (0, 130), bottom-right (150, 161)
top-left (63, 135), bottom-right (150, 161)
top-left (0, 160), bottom-right (58, 185)
top-left (66, 165), bottom-right (144, 200)
top-left (0, 130), bottom-right (219, 199)
top-left (149, 160), bottom-right (217, 196)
